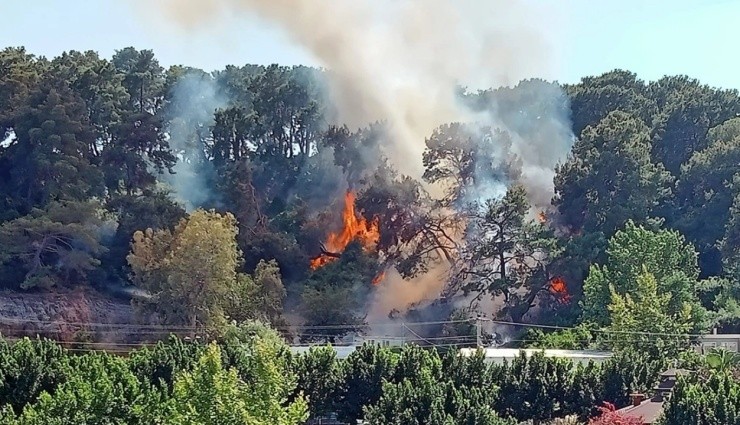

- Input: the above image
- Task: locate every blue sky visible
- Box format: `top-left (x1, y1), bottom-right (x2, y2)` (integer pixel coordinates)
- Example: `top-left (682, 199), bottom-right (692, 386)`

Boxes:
top-left (1, 0), bottom-right (739, 88)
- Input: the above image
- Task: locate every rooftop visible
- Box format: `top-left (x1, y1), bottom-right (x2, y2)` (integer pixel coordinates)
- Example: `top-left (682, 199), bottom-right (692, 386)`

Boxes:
top-left (700, 334), bottom-right (740, 339)
top-left (659, 368), bottom-right (692, 377)
top-left (458, 348), bottom-right (614, 360)
top-left (617, 398), bottom-right (664, 424)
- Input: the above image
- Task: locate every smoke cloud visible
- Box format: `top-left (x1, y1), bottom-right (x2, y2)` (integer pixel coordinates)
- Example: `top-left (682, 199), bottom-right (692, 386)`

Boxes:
top-left (150, 0), bottom-right (571, 188)
top-left (163, 72), bottom-right (228, 211)
top-left (145, 0), bottom-right (575, 319)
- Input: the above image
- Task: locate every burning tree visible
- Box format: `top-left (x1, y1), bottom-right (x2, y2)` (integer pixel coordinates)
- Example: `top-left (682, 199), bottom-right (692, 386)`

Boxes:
top-left (446, 184), bottom-right (564, 322)
top-left (309, 191), bottom-right (380, 269)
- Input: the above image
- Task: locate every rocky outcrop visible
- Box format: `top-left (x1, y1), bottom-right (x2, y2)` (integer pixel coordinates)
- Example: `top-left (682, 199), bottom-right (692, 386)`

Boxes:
top-left (0, 287), bottom-right (160, 347)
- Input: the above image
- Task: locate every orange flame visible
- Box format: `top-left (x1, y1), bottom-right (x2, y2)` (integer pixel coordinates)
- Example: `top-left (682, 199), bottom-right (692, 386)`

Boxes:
top-left (309, 191), bottom-right (380, 270)
top-left (549, 276), bottom-right (571, 304)
top-left (372, 271), bottom-right (386, 285)
top-left (537, 211), bottom-right (547, 224)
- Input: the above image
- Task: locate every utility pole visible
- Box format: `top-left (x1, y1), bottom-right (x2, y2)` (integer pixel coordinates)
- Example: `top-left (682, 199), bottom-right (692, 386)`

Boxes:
top-left (476, 316), bottom-right (482, 348)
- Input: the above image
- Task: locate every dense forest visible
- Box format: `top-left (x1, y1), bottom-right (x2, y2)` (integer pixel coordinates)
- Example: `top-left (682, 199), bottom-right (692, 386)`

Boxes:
top-left (1, 44), bottom-right (740, 423)
top-left (2, 45), bottom-right (739, 343)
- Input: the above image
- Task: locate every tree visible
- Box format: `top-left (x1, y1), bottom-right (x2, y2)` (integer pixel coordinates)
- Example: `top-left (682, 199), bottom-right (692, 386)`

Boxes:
top-left (493, 351), bottom-right (573, 423)
top-left (337, 343), bottom-right (397, 424)
top-left (103, 110), bottom-right (175, 195)
top-left (364, 367), bottom-right (515, 425)
top-left (127, 209), bottom-right (241, 330)
top-left (0, 200), bottom-right (107, 289)
top-left (0, 338), bottom-right (70, 414)
top-left (0, 47), bottom-right (47, 130)
top-left (300, 242), bottom-right (374, 341)
top-left (292, 346), bottom-right (342, 419)
top-left (225, 259), bottom-right (287, 327)
top-left (111, 47), bottom-right (164, 114)
top-left (13, 353), bottom-right (148, 425)
top-left (606, 268), bottom-right (695, 358)
top-left (102, 190), bottom-right (185, 280)
top-left (599, 349), bottom-right (665, 408)
top-left (554, 111), bottom-right (672, 235)
top-left (581, 220), bottom-right (705, 328)
top-left (566, 70), bottom-right (656, 137)
top-left (1, 77), bottom-right (104, 216)
top-left (450, 185), bottom-right (560, 322)
top-left (127, 335), bottom-right (204, 393)
top-left (721, 176), bottom-right (740, 283)
top-left (661, 372), bottom-right (740, 425)
top-left (648, 75), bottom-right (740, 176)
top-left (671, 118), bottom-right (740, 275)
top-left (166, 343), bottom-right (308, 425)
top-left (422, 123), bottom-right (521, 207)
top-left (48, 50), bottom-right (128, 149)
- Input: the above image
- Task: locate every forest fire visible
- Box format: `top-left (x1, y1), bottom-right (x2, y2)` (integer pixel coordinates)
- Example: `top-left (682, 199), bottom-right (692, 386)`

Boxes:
top-left (549, 276), bottom-right (571, 304)
top-left (537, 211), bottom-right (547, 224)
top-left (309, 191), bottom-right (380, 270)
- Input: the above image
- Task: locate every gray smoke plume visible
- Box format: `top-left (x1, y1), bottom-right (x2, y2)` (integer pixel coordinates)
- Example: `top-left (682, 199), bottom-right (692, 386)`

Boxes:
top-left (149, 0), bottom-right (572, 193)
top-left (146, 0), bottom-right (575, 319)
top-left (163, 72), bottom-right (228, 211)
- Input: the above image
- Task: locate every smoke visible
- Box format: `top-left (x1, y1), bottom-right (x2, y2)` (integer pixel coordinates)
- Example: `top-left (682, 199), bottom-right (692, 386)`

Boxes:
top-left (367, 265), bottom-right (448, 323)
top-left (149, 0), bottom-right (569, 183)
top-left (144, 0), bottom-right (575, 320)
top-left (163, 72), bottom-right (228, 211)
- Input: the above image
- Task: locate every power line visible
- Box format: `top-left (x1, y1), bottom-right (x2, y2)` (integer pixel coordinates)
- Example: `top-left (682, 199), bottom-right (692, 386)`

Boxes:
top-left (482, 318), bottom-right (707, 338)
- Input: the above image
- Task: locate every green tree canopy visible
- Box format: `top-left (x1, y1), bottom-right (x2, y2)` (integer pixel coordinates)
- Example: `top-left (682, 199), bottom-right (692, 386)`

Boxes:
top-left (554, 111), bottom-right (672, 235)
top-left (127, 209), bottom-right (241, 330)
top-left (581, 220), bottom-right (704, 329)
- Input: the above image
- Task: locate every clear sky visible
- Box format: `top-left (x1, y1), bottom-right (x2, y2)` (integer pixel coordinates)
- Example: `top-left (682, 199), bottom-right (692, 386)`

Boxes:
top-left (1, 0), bottom-right (739, 89)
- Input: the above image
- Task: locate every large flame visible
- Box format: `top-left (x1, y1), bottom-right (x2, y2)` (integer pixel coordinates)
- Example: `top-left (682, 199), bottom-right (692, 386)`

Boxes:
top-left (309, 191), bottom-right (380, 270)
top-left (549, 276), bottom-right (571, 304)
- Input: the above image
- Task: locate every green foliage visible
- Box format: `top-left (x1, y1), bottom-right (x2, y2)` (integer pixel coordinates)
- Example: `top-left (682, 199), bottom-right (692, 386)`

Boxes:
top-left (365, 346), bottom-right (516, 425)
top-left (300, 242), bottom-right (374, 341)
top-left (524, 324), bottom-right (597, 350)
top-left (599, 349), bottom-right (665, 408)
top-left (127, 209), bottom-right (241, 330)
top-left (704, 348), bottom-right (740, 373)
top-left (673, 118), bottom-right (740, 267)
top-left (661, 372), bottom-right (740, 425)
top-left (292, 346), bottom-right (343, 418)
top-left (649, 76), bottom-right (740, 176)
top-left (102, 191), bottom-right (185, 279)
top-left (0, 200), bottom-right (107, 289)
top-left (165, 343), bottom-right (308, 425)
top-left (582, 220), bottom-right (705, 331)
top-left (0, 338), bottom-right (70, 414)
top-left (226, 259), bottom-right (287, 327)
top-left (336, 343), bottom-right (397, 424)
top-left (493, 351), bottom-right (574, 423)
top-left (721, 176), bottom-right (740, 283)
top-left (127, 335), bottom-right (204, 392)
top-left (15, 353), bottom-right (147, 424)
top-left (1, 75), bottom-right (104, 215)
top-left (554, 111), bottom-right (672, 235)
top-left (606, 268), bottom-right (695, 358)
